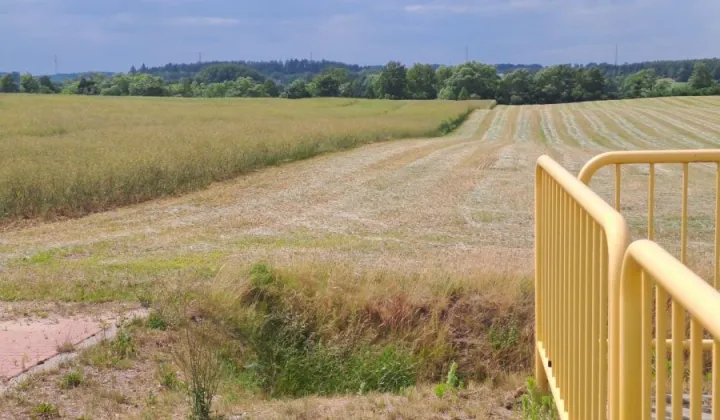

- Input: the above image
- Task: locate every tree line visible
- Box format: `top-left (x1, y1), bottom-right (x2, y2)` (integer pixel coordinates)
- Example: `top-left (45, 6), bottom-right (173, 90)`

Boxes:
top-left (2, 59), bottom-right (719, 104)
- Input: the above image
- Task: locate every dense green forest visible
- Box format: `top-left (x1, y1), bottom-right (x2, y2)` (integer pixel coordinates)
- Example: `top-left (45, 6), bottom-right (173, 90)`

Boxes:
top-left (2, 57), bottom-right (719, 104)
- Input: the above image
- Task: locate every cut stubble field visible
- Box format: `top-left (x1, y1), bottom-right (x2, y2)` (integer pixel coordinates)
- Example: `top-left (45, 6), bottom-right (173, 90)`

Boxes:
top-left (1, 96), bottom-right (720, 419)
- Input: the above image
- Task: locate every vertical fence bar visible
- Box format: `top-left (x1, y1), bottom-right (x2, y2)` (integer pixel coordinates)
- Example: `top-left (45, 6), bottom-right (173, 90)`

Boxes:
top-left (555, 182), bottom-right (561, 385)
top-left (615, 164), bottom-right (622, 211)
top-left (620, 260), bottom-right (642, 420)
top-left (570, 201), bottom-right (578, 417)
top-left (690, 317), bottom-right (702, 420)
top-left (577, 207), bottom-right (586, 419)
top-left (548, 180), bottom-right (562, 378)
top-left (682, 163), bottom-right (689, 264)
top-left (714, 163), bottom-right (720, 420)
top-left (649, 164), bottom-right (655, 241)
top-left (591, 222), bottom-right (599, 420)
top-left (672, 292), bottom-right (685, 420)
top-left (561, 191), bottom-right (568, 398)
top-left (656, 286), bottom-right (668, 420)
top-left (535, 169), bottom-right (545, 390)
top-left (642, 271), bottom-right (652, 420)
top-left (584, 214), bottom-right (591, 420)
top-left (600, 234), bottom-right (608, 420)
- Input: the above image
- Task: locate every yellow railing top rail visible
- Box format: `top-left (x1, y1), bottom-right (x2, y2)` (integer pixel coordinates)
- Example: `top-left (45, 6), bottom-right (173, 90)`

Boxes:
top-left (578, 149), bottom-right (720, 184)
top-left (537, 155), bottom-right (629, 239)
top-left (622, 239), bottom-right (720, 339)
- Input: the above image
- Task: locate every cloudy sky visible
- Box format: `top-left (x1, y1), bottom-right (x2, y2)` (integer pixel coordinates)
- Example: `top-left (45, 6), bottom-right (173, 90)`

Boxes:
top-left (1, 0), bottom-right (718, 74)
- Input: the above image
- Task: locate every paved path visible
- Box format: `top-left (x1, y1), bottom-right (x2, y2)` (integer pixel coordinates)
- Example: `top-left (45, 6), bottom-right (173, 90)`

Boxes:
top-left (0, 315), bottom-right (105, 380)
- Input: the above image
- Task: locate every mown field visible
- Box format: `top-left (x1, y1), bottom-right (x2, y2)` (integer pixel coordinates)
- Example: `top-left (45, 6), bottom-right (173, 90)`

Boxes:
top-left (0, 95), bottom-right (491, 224)
top-left (1, 96), bottom-right (720, 419)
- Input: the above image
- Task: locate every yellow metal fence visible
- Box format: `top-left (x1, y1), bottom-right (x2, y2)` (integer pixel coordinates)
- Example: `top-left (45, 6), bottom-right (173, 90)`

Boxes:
top-left (535, 150), bottom-right (720, 420)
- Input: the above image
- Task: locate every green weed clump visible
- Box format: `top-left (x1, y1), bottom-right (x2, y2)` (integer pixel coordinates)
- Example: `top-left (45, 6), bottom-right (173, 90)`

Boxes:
top-left (0, 96), bottom-right (492, 223)
top-left (31, 402), bottom-right (60, 419)
top-left (521, 378), bottom-right (558, 420)
top-left (58, 371), bottom-right (83, 389)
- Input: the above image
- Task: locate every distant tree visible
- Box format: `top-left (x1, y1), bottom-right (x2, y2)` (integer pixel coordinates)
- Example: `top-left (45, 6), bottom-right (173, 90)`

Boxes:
top-left (76, 77), bottom-right (100, 95)
top-left (310, 72), bottom-right (341, 97)
top-left (246, 83), bottom-right (267, 97)
top-left (285, 79), bottom-right (311, 99)
top-left (128, 74), bottom-right (165, 96)
top-left (580, 67), bottom-right (607, 101)
top-left (37, 75), bottom-right (57, 93)
top-left (129, 65), bottom-right (138, 75)
top-left (377, 61), bottom-right (407, 99)
top-left (406, 63), bottom-right (437, 99)
top-left (339, 80), bottom-right (359, 97)
top-left (20, 73), bottom-right (41, 93)
top-left (533, 65), bottom-right (577, 104)
top-left (0, 73), bottom-right (19, 93)
top-left (263, 79), bottom-right (279, 97)
top-left (139, 63), bottom-right (148, 73)
top-left (100, 85), bottom-right (123, 96)
top-left (652, 79), bottom-right (673, 97)
top-left (110, 74), bottom-right (131, 95)
top-left (195, 64), bottom-right (265, 84)
top-left (496, 69), bottom-right (534, 104)
top-left (457, 87), bottom-right (469, 100)
top-left (621, 69), bottom-right (658, 98)
top-left (435, 66), bottom-right (454, 90)
top-left (438, 86), bottom-right (457, 100)
top-left (360, 74), bottom-right (380, 98)
top-left (443, 62), bottom-right (499, 100)
top-left (689, 62), bottom-right (715, 90)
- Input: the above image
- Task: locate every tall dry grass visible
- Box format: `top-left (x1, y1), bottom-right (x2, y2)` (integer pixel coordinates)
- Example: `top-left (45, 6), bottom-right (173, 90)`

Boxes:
top-left (0, 95), bottom-right (492, 223)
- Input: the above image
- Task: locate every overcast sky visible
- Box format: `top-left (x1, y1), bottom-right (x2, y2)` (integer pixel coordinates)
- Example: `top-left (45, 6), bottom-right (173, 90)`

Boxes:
top-left (1, 0), bottom-right (718, 75)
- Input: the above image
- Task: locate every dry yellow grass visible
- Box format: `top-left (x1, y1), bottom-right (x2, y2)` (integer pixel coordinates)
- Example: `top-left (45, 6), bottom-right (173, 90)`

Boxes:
top-left (0, 95), bottom-right (492, 223)
top-left (3, 97), bottom-right (720, 418)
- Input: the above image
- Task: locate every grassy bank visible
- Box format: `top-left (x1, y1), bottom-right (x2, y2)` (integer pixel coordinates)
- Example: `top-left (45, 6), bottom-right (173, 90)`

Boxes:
top-left (150, 261), bottom-right (534, 395)
top-left (0, 96), bottom-right (493, 224)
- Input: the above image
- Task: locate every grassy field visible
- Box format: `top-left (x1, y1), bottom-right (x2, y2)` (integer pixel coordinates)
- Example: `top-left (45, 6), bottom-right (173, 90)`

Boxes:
top-left (0, 95), bottom-right (492, 224)
top-left (1, 96), bottom-right (720, 419)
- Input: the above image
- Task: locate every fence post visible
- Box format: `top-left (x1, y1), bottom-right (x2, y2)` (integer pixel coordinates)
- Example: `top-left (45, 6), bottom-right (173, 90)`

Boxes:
top-left (535, 163), bottom-right (549, 392)
top-left (619, 250), bottom-right (642, 420)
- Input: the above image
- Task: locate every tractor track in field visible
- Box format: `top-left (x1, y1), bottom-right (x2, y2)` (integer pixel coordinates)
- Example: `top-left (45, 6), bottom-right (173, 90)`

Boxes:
top-left (0, 109), bottom-right (540, 277)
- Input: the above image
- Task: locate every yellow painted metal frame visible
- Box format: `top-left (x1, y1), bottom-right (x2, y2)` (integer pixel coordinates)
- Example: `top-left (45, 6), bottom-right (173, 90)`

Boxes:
top-left (621, 240), bottom-right (720, 420)
top-left (536, 149), bottom-right (720, 420)
top-left (535, 155), bottom-right (629, 419)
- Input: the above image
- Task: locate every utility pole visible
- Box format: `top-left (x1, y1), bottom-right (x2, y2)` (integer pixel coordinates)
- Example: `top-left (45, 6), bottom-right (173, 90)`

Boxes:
top-left (310, 52), bottom-right (313, 62)
top-left (198, 52), bottom-right (202, 63)
top-left (54, 55), bottom-right (58, 74)
top-left (614, 44), bottom-right (618, 77)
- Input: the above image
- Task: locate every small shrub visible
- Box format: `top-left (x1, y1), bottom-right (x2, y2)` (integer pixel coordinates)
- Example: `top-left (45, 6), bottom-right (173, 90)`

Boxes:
top-left (249, 263), bottom-right (274, 288)
top-left (59, 371), bottom-right (83, 389)
top-left (31, 402), bottom-right (60, 419)
top-left (147, 311), bottom-right (168, 330)
top-left (521, 378), bottom-right (557, 420)
top-left (434, 361), bottom-right (464, 398)
top-left (136, 289), bottom-right (153, 308)
top-left (171, 323), bottom-right (223, 420)
top-left (113, 328), bottom-right (136, 358)
top-left (82, 328), bottom-right (136, 369)
top-left (159, 365), bottom-right (179, 390)
top-left (489, 319), bottom-right (519, 351)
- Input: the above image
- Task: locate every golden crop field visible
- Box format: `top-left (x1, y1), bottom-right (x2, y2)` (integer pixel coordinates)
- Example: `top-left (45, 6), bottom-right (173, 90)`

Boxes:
top-left (2, 96), bottom-right (720, 419)
top-left (0, 95), bottom-right (492, 223)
